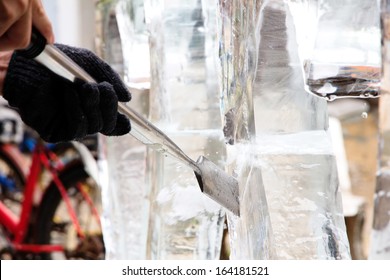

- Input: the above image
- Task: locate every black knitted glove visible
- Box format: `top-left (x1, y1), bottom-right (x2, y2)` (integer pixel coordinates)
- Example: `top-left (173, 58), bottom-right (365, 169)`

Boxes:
top-left (2, 43), bottom-right (131, 143)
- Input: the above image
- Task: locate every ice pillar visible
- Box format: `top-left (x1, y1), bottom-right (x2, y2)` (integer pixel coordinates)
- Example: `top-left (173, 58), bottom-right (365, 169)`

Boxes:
top-left (216, 0), bottom-right (274, 259)
top-left (218, 0), bottom-right (351, 259)
top-left (144, 0), bottom-right (226, 259)
top-left (370, 0), bottom-right (390, 260)
top-left (96, 0), bottom-right (151, 259)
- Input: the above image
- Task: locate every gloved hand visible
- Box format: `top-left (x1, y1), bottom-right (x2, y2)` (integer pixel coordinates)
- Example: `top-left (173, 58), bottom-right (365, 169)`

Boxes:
top-left (2, 43), bottom-right (131, 143)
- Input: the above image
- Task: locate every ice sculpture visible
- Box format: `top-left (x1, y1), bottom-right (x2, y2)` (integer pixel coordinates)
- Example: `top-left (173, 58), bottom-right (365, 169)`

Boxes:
top-left (370, 0), bottom-right (390, 260)
top-left (218, 0), bottom-right (351, 259)
top-left (288, 0), bottom-right (381, 100)
top-left (97, 0), bottom-right (355, 260)
top-left (144, 0), bottom-right (226, 259)
top-left (96, 0), bottom-right (151, 259)
top-left (216, 0), bottom-right (275, 259)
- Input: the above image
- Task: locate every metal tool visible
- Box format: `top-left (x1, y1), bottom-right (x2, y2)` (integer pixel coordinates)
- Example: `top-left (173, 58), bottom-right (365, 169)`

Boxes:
top-left (18, 28), bottom-right (240, 216)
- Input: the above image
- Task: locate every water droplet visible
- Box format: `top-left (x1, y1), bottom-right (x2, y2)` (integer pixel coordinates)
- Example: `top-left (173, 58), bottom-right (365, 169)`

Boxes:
top-left (326, 95), bottom-right (336, 101)
top-left (361, 112), bottom-right (368, 119)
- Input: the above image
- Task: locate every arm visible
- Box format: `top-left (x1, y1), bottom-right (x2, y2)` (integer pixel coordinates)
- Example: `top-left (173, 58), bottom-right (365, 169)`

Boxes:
top-left (0, 51), bottom-right (12, 93)
top-left (0, 0), bottom-right (54, 51)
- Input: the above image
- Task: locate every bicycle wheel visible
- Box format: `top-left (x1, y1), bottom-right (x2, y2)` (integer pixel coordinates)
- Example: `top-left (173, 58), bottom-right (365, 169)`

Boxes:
top-left (0, 146), bottom-right (26, 214)
top-left (34, 162), bottom-right (105, 260)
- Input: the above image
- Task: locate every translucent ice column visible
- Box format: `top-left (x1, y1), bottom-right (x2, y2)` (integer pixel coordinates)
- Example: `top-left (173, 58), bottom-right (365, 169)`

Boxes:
top-left (96, 0), bottom-right (151, 259)
top-left (216, 0), bottom-right (275, 259)
top-left (370, 0), bottom-right (390, 260)
top-left (288, 0), bottom-right (381, 100)
top-left (218, 0), bottom-right (351, 259)
top-left (144, 0), bottom-right (225, 259)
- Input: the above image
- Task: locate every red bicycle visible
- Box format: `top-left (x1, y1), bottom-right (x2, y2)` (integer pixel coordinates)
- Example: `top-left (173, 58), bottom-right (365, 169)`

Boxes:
top-left (0, 138), bottom-right (104, 260)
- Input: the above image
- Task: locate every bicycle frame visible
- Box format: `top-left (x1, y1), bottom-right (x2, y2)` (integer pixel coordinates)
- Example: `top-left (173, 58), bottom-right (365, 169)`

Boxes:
top-left (0, 143), bottom-right (101, 254)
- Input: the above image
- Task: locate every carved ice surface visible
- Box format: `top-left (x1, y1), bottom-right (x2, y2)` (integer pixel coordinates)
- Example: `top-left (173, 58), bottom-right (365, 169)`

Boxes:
top-left (254, 133), bottom-right (349, 259)
top-left (146, 0), bottom-right (221, 131)
top-left (115, 0), bottom-right (150, 86)
top-left (288, 0), bottom-right (381, 100)
top-left (100, 0), bottom-right (225, 260)
top-left (103, 135), bottom-right (150, 259)
top-left (148, 130), bottom-right (226, 259)
top-left (217, 0), bottom-right (276, 260)
top-left (99, 0), bottom-right (354, 260)
top-left (145, 0), bottom-right (225, 259)
top-left (218, 0), bottom-right (350, 259)
top-left (226, 144), bottom-right (274, 259)
top-left (227, 133), bottom-right (351, 259)
top-left (97, 0), bottom-right (151, 259)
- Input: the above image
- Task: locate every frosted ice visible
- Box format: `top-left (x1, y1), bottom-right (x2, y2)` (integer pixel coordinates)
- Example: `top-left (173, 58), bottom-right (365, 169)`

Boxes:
top-left (99, 0), bottom-right (225, 260)
top-left (144, 0), bottom-right (226, 260)
top-left (254, 131), bottom-right (333, 155)
top-left (288, 0), bottom-right (381, 100)
top-left (146, 0), bottom-right (221, 131)
top-left (99, 0), bottom-right (353, 260)
top-left (227, 134), bottom-right (350, 259)
top-left (370, 223), bottom-right (390, 259)
top-left (103, 135), bottom-right (150, 259)
top-left (148, 131), bottom-right (226, 260)
top-left (97, 0), bottom-right (151, 259)
top-left (218, 0), bottom-right (350, 259)
top-left (115, 0), bottom-right (150, 85)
